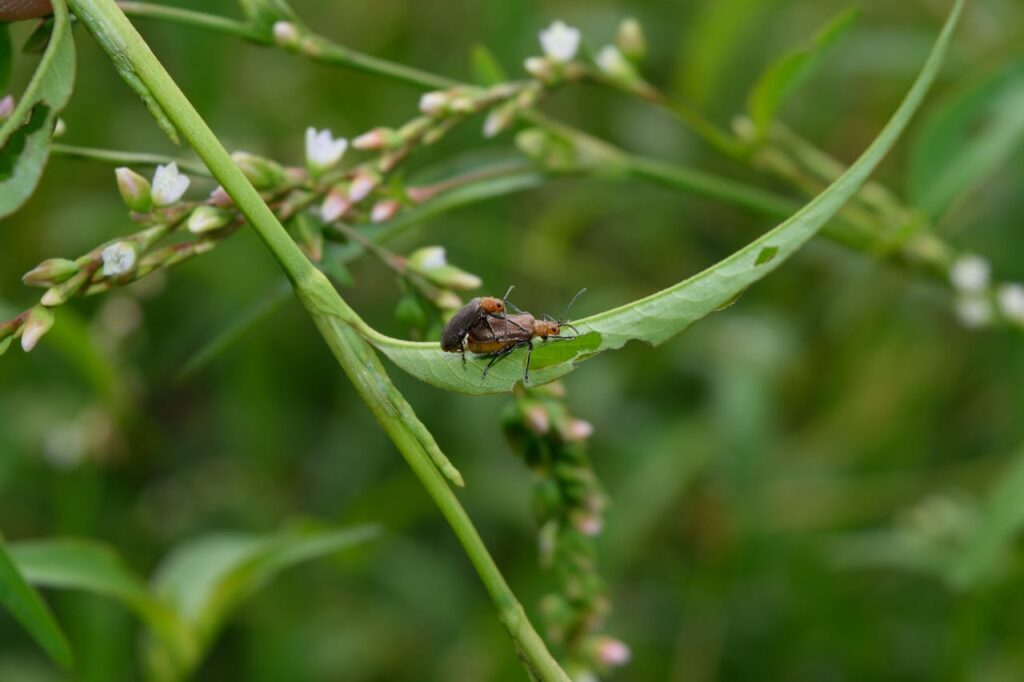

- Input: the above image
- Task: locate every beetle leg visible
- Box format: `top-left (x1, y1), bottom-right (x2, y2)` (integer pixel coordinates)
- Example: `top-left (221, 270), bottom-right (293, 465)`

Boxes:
top-left (460, 338), bottom-right (466, 367)
top-left (523, 340), bottom-right (534, 384)
top-left (481, 343), bottom-right (521, 378)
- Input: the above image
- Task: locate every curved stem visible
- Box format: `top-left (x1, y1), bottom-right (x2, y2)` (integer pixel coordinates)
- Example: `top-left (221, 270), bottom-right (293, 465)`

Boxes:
top-left (51, 143), bottom-right (209, 175)
top-left (116, 1), bottom-right (261, 40)
top-left (65, 0), bottom-right (569, 678)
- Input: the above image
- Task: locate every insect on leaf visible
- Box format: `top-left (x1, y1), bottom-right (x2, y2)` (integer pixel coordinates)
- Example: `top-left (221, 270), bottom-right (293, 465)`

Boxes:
top-left (365, 0), bottom-right (965, 395)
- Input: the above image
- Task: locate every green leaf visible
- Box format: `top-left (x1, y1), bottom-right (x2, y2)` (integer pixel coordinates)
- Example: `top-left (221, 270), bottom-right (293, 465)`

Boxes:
top-left (151, 525), bottom-right (379, 645)
top-left (0, 24), bottom-right (12, 92)
top-left (10, 538), bottom-right (194, 663)
top-left (0, 532), bottom-right (73, 670)
top-left (747, 7), bottom-right (860, 137)
top-left (0, 0), bottom-right (75, 219)
top-left (366, 0), bottom-right (964, 395)
top-left (949, 444), bottom-right (1024, 588)
top-left (470, 44), bottom-right (507, 85)
top-left (907, 57), bottom-right (1024, 220)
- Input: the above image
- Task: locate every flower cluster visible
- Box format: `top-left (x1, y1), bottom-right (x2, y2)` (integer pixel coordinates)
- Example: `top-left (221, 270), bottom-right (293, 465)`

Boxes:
top-left (523, 18), bottom-right (647, 91)
top-left (502, 383), bottom-right (629, 680)
top-left (949, 253), bottom-right (1024, 330)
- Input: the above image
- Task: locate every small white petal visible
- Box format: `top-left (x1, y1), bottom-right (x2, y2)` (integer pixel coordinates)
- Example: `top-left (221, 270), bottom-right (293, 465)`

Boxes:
top-left (305, 127), bottom-right (348, 171)
top-left (596, 45), bottom-right (629, 76)
top-left (539, 20), bottom-right (581, 63)
top-left (320, 188), bottom-right (350, 222)
top-left (151, 162), bottom-right (190, 207)
top-left (997, 283), bottom-right (1024, 323)
top-left (954, 296), bottom-right (993, 329)
top-left (348, 172), bottom-right (378, 203)
top-left (950, 254), bottom-right (991, 292)
top-left (371, 199), bottom-right (399, 223)
top-left (272, 21), bottom-right (299, 46)
top-left (523, 56), bottom-right (552, 80)
top-left (101, 241), bottom-right (137, 277)
top-left (416, 246), bottom-right (447, 269)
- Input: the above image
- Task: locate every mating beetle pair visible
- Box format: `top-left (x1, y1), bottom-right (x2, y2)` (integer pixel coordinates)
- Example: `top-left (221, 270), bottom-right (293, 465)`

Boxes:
top-left (440, 287), bottom-right (584, 383)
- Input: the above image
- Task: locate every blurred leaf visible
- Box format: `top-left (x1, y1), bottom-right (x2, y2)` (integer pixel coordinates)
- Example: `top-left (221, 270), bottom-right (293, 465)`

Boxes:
top-left (368, 0), bottom-right (964, 395)
top-left (0, 0), bottom-right (74, 220)
top-left (949, 444), bottom-right (1024, 587)
top-left (747, 7), bottom-right (859, 137)
top-left (21, 18), bottom-right (54, 55)
top-left (470, 44), bottom-right (507, 85)
top-left (0, 24), bottom-right (11, 92)
top-left (151, 525), bottom-right (379, 646)
top-left (907, 57), bottom-right (1024, 219)
top-left (0, 532), bottom-right (73, 670)
top-left (10, 539), bottom-right (194, 663)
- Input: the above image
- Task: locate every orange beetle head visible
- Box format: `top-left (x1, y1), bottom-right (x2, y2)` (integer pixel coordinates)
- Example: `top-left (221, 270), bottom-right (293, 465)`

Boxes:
top-left (480, 297), bottom-right (505, 314)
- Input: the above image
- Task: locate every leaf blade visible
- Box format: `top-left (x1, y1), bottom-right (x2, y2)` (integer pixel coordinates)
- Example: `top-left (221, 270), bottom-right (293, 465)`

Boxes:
top-left (0, 533), bottom-right (73, 670)
top-left (0, 0), bottom-right (75, 219)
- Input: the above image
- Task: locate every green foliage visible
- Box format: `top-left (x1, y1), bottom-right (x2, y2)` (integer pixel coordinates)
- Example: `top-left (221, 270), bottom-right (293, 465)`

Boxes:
top-left (0, 0), bottom-right (75, 219)
top-left (908, 57), bottom-right (1024, 219)
top-left (369, 1), bottom-right (960, 395)
top-left (0, 24), bottom-right (11, 92)
top-left (747, 7), bottom-right (859, 138)
top-left (0, 533), bottom-right (73, 670)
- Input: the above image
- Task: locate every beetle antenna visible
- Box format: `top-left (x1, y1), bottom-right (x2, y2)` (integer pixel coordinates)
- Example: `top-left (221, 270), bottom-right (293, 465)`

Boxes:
top-left (502, 285), bottom-right (523, 314)
top-left (559, 288), bottom-right (587, 323)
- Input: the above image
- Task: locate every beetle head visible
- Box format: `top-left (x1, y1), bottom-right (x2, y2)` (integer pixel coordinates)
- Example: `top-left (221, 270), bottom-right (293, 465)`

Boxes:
top-left (479, 297), bottom-right (505, 314)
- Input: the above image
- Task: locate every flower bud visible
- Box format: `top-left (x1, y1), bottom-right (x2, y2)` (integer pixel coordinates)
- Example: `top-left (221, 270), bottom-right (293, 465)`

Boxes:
top-left (53, 118), bottom-right (66, 137)
top-left (0, 95), bottom-right (14, 121)
top-left (419, 91), bottom-right (449, 116)
top-left (115, 167), bottom-right (153, 213)
top-left (320, 186), bottom-right (351, 222)
top-left (998, 283), bottom-right (1024, 324)
top-left (596, 45), bottom-right (639, 82)
top-left (41, 266), bottom-right (93, 307)
top-left (432, 290), bottom-right (463, 311)
top-left (231, 151), bottom-right (285, 189)
top-left (592, 637), bottom-right (631, 668)
top-left (572, 511), bottom-right (603, 537)
top-left (616, 18), bottom-right (646, 62)
top-left (950, 254), bottom-right (991, 293)
top-left (101, 241), bottom-right (138, 277)
top-left (539, 20), bottom-right (581, 63)
top-left (348, 169), bottom-right (380, 202)
top-left (21, 306), bottom-right (54, 352)
top-left (22, 258), bottom-right (79, 287)
top-left (352, 127), bottom-right (402, 150)
top-left (371, 199), bottom-right (400, 224)
top-left (483, 103), bottom-right (516, 139)
top-left (272, 20), bottom-right (300, 48)
top-left (954, 295), bottom-right (992, 329)
top-left (524, 56), bottom-right (554, 81)
top-left (407, 246), bottom-right (448, 270)
top-left (208, 186), bottom-right (233, 207)
top-left (522, 403), bottom-right (551, 435)
top-left (563, 418), bottom-right (594, 442)
top-left (187, 205), bottom-right (233, 234)
top-left (151, 162), bottom-right (190, 207)
top-left (424, 265), bottom-right (482, 290)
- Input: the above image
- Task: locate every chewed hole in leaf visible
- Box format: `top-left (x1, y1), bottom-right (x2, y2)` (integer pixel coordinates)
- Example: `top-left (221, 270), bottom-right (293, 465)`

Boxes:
top-left (756, 245), bottom-right (780, 265)
top-left (0, 103), bottom-right (50, 181)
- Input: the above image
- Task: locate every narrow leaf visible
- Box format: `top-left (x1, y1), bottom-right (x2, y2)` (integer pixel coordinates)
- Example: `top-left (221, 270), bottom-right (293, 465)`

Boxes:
top-left (152, 525), bottom-right (379, 644)
top-left (0, 0), bottom-right (75, 219)
top-left (949, 444), bottom-right (1024, 587)
top-left (0, 24), bottom-right (12, 92)
top-left (367, 0), bottom-right (965, 395)
top-left (0, 533), bottom-right (73, 669)
top-left (470, 44), bottom-right (508, 85)
top-left (907, 57), bottom-right (1024, 219)
top-left (747, 7), bottom-right (860, 136)
top-left (11, 538), bottom-right (195, 663)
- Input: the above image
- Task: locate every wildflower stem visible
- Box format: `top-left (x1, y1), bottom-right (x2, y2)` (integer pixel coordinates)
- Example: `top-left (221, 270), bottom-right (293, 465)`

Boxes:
top-left (51, 143), bottom-right (210, 176)
top-left (67, 0), bottom-right (568, 677)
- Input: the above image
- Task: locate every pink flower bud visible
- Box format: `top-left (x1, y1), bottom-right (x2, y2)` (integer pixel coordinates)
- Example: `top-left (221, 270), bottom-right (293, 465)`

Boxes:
top-left (115, 167), bottom-right (153, 213)
top-left (523, 404), bottom-right (550, 435)
top-left (320, 186), bottom-right (351, 222)
top-left (371, 199), bottom-right (400, 223)
top-left (208, 186), bottom-right (233, 207)
top-left (272, 21), bottom-right (300, 47)
top-left (419, 91), bottom-right (448, 116)
top-left (0, 95), bottom-right (14, 120)
top-left (21, 306), bottom-right (54, 352)
top-left (593, 637), bottom-right (631, 667)
top-left (348, 170), bottom-right (380, 202)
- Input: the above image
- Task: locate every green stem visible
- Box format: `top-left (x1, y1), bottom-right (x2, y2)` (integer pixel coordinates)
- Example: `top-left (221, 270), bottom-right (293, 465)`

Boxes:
top-left (66, 0), bottom-right (568, 678)
top-left (116, 1), bottom-right (261, 40)
top-left (51, 143), bottom-right (209, 175)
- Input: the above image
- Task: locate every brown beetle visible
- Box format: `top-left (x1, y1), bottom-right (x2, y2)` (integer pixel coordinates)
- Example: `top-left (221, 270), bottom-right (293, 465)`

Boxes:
top-left (440, 286), bottom-right (527, 363)
top-left (464, 289), bottom-right (585, 383)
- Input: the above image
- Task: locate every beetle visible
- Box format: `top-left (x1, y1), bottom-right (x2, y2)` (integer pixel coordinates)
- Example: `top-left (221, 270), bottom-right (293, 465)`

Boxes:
top-left (464, 289), bottom-right (585, 383)
top-left (440, 286), bottom-right (527, 364)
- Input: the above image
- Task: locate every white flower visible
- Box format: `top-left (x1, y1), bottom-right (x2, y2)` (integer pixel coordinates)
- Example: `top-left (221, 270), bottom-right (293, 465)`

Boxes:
top-left (950, 254), bottom-right (991, 292)
top-left (954, 296), bottom-right (993, 329)
top-left (101, 241), bottom-right (137, 277)
top-left (593, 637), bottom-right (631, 667)
top-left (150, 162), bottom-right (190, 207)
top-left (539, 20), bottom-right (580, 63)
top-left (419, 91), bottom-right (448, 116)
top-left (410, 246), bottom-right (447, 269)
top-left (998, 283), bottom-right (1024, 323)
top-left (305, 127), bottom-right (348, 173)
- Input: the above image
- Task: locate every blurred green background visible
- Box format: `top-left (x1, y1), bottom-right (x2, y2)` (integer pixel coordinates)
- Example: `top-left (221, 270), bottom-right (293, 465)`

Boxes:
top-left (4, 0), bottom-right (1024, 679)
